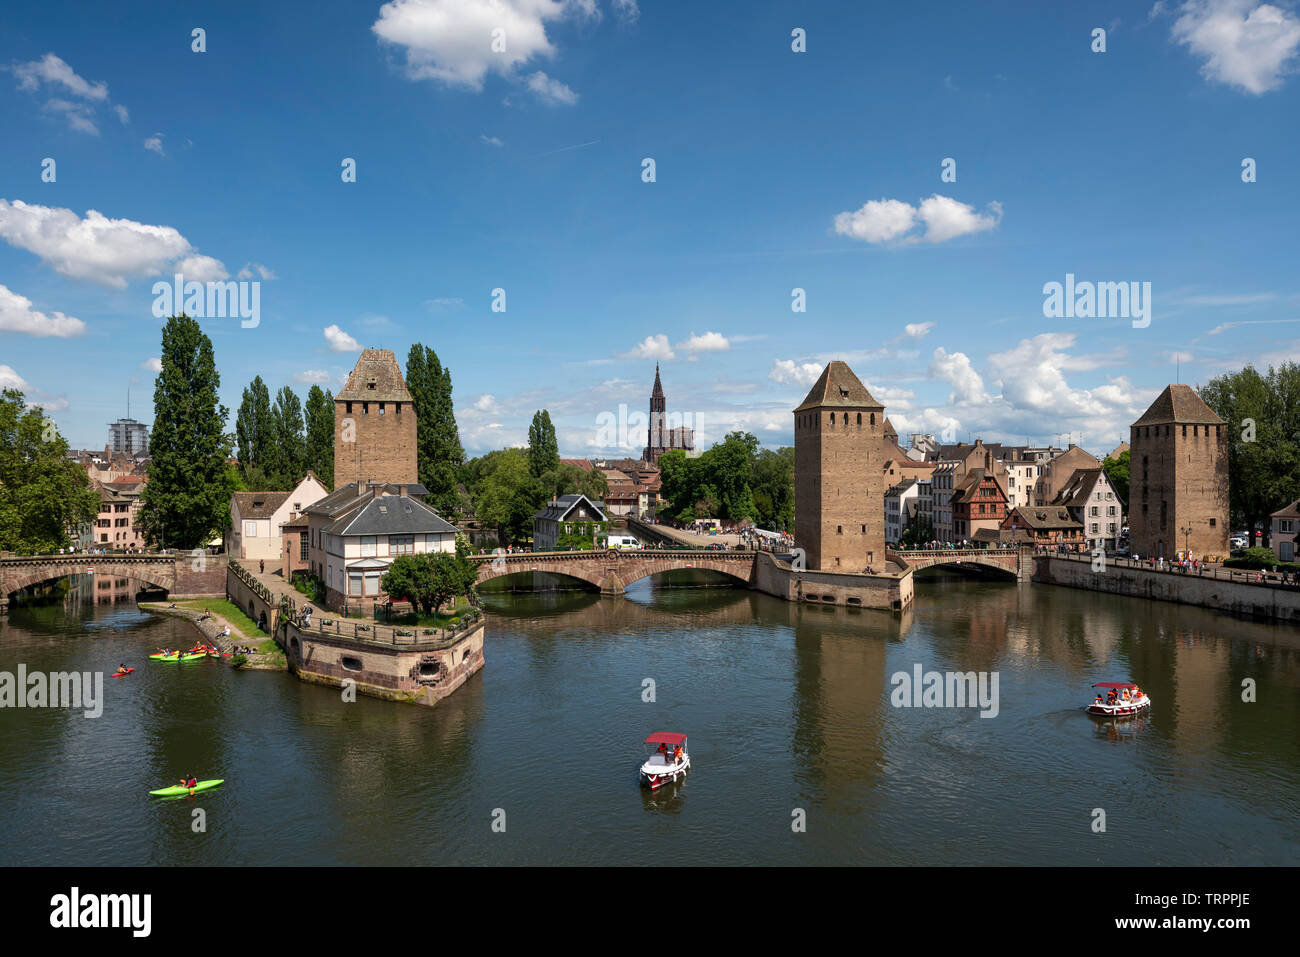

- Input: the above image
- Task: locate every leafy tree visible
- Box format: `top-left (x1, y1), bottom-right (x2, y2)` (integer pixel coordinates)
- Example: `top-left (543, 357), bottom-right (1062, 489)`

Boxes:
top-left (528, 409), bottom-right (560, 477)
top-left (470, 447), bottom-right (541, 544)
top-left (406, 344), bottom-right (464, 516)
top-left (658, 432), bottom-right (772, 525)
top-left (751, 447), bottom-right (795, 530)
top-left (268, 385), bottom-right (305, 486)
top-left (1201, 363), bottom-right (1300, 534)
top-left (234, 376), bottom-right (273, 485)
top-left (900, 513), bottom-right (936, 548)
top-left (138, 314), bottom-right (233, 549)
top-left (1102, 449), bottom-right (1130, 508)
top-left (304, 385), bottom-right (334, 487)
top-left (0, 390), bottom-right (100, 552)
top-left (538, 461), bottom-right (608, 504)
top-left (381, 551), bottom-right (478, 617)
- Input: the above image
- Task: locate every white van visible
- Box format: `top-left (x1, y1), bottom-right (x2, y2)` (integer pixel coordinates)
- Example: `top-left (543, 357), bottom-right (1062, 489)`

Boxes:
top-left (607, 534), bottom-right (641, 550)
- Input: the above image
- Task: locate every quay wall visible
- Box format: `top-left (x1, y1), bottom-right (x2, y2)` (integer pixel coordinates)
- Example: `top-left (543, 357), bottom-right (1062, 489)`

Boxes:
top-left (225, 565), bottom-right (279, 634)
top-left (283, 620), bottom-right (485, 706)
top-left (751, 550), bottom-right (913, 611)
top-left (172, 554), bottom-right (228, 600)
top-left (1034, 556), bottom-right (1300, 623)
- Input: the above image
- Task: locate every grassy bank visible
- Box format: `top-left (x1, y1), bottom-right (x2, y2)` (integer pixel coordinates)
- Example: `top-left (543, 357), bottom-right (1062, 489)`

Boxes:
top-left (170, 598), bottom-right (268, 640)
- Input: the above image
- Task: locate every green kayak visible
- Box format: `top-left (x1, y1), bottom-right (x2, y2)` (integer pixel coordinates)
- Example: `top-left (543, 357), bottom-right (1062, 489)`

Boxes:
top-left (149, 779), bottom-right (224, 797)
top-left (159, 652), bottom-right (206, 662)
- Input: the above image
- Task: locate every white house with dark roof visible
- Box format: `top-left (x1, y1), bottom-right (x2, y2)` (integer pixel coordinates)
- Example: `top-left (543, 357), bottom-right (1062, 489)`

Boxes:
top-left (225, 472), bottom-right (329, 563)
top-left (1051, 467), bottom-right (1123, 550)
top-left (303, 481), bottom-right (456, 613)
top-left (531, 494), bottom-right (607, 551)
top-left (1270, 497), bottom-right (1300, 562)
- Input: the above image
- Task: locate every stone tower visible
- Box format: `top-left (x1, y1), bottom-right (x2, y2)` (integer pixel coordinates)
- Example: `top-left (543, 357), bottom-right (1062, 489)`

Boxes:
top-left (333, 349), bottom-right (419, 490)
top-left (1128, 384), bottom-right (1228, 559)
top-left (794, 361), bottom-right (886, 572)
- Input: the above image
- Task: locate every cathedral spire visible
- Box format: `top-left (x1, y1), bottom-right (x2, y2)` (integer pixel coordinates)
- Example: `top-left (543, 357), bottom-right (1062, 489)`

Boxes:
top-left (652, 363), bottom-right (664, 398)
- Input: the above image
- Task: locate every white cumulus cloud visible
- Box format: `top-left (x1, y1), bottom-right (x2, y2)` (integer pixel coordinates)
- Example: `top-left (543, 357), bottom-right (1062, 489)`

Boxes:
top-left (141, 357), bottom-right (163, 372)
top-left (0, 283), bottom-right (86, 337)
top-left (834, 194), bottom-right (1001, 244)
top-left (324, 324), bottom-right (361, 352)
top-left (0, 365), bottom-right (30, 390)
top-left (0, 199), bottom-right (226, 289)
top-left (526, 70), bottom-right (578, 104)
top-left (928, 346), bottom-right (990, 405)
top-left (1171, 0), bottom-right (1300, 94)
top-left (769, 359), bottom-right (824, 387)
top-left (624, 334), bottom-right (675, 360)
top-left (293, 369), bottom-right (333, 384)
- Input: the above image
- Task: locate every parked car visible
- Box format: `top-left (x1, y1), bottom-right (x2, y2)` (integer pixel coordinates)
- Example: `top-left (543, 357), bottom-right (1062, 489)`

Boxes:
top-left (1115, 546), bottom-right (1131, 557)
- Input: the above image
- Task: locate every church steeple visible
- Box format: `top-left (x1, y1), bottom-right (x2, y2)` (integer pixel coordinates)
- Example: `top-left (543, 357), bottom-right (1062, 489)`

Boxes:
top-left (651, 363), bottom-right (664, 399)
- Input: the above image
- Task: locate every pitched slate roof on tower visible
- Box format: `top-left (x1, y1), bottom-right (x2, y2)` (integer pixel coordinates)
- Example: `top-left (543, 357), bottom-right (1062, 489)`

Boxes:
top-left (793, 361), bottom-right (883, 412)
top-left (651, 363), bottom-right (664, 398)
top-left (1133, 384), bottom-right (1225, 426)
top-left (336, 349), bottom-right (413, 403)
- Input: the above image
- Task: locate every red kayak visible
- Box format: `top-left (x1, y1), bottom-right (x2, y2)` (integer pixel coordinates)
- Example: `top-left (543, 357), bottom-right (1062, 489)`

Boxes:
top-left (112, 668), bottom-right (135, 678)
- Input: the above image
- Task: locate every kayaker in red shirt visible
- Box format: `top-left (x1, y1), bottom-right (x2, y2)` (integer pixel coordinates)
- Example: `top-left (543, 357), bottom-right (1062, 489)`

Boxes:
top-left (180, 774), bottom-right (197, 789)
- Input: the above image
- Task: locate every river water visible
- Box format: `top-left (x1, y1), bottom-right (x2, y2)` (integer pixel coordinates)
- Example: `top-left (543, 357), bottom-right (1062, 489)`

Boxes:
top-left (1, 574), bottom-right (1297, 866)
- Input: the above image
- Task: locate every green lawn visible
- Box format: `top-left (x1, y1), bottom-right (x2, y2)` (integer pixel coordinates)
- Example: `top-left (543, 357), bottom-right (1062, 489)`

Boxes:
top-left (171, 598), bottom-right (268, 639)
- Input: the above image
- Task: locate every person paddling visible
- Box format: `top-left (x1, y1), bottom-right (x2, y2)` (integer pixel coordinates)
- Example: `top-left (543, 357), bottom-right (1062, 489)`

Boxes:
top-left (179, 773), bottom-right (198, 792)
top-left (114, 663), bottom-right (128, 675)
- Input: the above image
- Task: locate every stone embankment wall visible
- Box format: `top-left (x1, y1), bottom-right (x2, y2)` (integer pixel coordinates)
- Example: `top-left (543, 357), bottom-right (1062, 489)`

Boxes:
top-left (283, 620), bottom-right (485, 706)
top-left (138, 603), bottom-right (283, 670)
top-left (171, 554), bottom-right (228, 599)
top-left (751, 550), bottom-right (912, 610)
top-left (1034, 556), bottom-right (1300, 622)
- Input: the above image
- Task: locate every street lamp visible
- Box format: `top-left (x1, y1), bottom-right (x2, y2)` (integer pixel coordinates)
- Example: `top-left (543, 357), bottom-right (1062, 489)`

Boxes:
top-left (1179, 525), bottom-right (1191, 558)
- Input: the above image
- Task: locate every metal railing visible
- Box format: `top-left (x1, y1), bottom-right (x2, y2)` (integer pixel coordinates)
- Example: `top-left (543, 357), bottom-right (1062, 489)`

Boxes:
top-left (282, 605), bottom-right (485, 649)
top-left (1042, 550), bottom-right (1300, 589)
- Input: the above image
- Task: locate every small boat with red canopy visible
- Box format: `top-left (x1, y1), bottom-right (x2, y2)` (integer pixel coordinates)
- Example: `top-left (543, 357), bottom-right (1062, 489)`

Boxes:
top-left (639, 732), bottom-right (690, 789)
top-left (1087, 682), bottom-right (1150, 718)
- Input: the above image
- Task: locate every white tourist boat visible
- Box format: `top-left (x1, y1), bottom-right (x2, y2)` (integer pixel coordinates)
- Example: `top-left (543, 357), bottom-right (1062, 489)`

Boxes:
top-left (639, 732), bottom-right (690, 790)
top-left (1087, 682), bottom-right (1151, 718)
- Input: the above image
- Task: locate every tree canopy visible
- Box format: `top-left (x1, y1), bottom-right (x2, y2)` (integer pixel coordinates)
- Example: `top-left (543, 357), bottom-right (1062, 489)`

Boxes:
top-left (137, 314), bottom-right (233, 549)
top-left (0, 389), bottom-right (100, 553)
top-left (1200, 363), bottom-right (1300, 533)
top-left (659, 431), bottom-right (793, 529)
top-left (303, 384), bottom-right (334, 488)
top-left (407, 344), bottom-right (464, 516)
top-left (528, 410), bottom-right (560, 477)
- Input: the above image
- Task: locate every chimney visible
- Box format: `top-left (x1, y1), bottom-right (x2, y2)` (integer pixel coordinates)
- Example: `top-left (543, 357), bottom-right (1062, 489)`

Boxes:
top-left (398, 484), bottom-right (407, 498)
top-left (357, 481), bottom-right (367, 498)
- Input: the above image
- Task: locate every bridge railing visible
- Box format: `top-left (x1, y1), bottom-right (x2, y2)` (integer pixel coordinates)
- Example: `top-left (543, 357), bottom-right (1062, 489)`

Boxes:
top-left (468, 547), bottom-right (751, 564)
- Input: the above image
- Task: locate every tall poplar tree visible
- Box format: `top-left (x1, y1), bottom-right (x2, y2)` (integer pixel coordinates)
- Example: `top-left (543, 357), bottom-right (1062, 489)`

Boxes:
top-left (528, 410), bottom-right (560, 477)
top-left (269, 385), bottom-right (306, 486)
top-left (234, 375), bottom-right (273, 486)
top-left (407, 344), bottom-right (464, 516)
top-left (138, 314), bottom-right (233, 549)
top-left (304, 384), bottom-right (334, 488)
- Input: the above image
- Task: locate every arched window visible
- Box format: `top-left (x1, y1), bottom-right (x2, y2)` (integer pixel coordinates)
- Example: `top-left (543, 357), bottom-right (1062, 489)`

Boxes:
top-left (870, 413), bottom-right (875, 426)
top-left (830, 412), bottom-right (835, 425)
top-left (857, 413), bottom-right (862, 426)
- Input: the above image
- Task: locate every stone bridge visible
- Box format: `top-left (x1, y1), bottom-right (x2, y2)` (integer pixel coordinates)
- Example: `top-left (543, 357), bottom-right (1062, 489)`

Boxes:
top-left (0, 552), bottom-right (228, 612)
top-left (471, 548), bottom-right (756, 595)
top-left (887, 547), bottom-right (1033, 582)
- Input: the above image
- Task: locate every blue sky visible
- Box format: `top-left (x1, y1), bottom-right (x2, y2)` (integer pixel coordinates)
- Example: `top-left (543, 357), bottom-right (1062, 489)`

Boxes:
top-left (2, 0), bottom-right (1298, 458)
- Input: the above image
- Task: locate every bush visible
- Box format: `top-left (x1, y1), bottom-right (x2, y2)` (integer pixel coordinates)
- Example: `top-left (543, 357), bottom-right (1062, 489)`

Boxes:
top-left (230, 654), bottom-right (248, 669)
top-left (1224, 555), bottom-right (1300, 574)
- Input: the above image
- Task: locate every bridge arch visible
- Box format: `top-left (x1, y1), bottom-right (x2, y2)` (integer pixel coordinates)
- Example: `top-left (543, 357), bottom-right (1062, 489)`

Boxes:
top-left (0, 555), bottom-right (178, 605)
